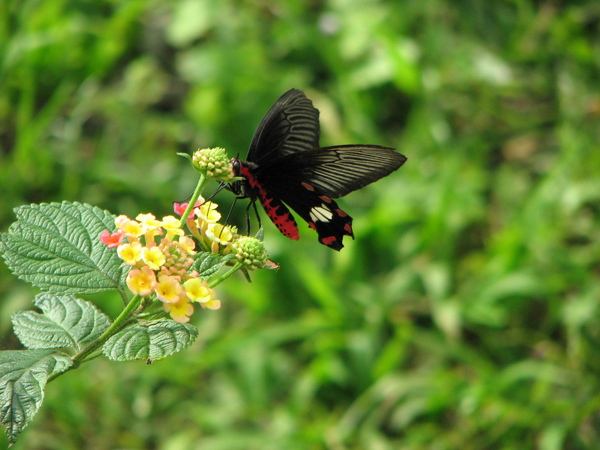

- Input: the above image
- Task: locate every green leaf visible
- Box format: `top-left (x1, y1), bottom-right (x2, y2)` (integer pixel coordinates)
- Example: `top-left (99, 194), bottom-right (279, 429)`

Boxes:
top-left (0, 350), bottom-right (72, 445)
top-left (0, 202), bottom-right (126, 295)
top-left (193, 252), bottom-right (234, 278)
top-left (12, 293), bottom-right (111, 351)
top-left (103, 319), bottom-right (198, 362)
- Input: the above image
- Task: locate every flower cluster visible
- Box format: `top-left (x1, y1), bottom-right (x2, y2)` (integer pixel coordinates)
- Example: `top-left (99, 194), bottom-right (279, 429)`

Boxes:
top-left (175, 199), bottom-right (236, 255)
top-left (100, 213), bottom-right (220, 323)
top-left (175, 199), bottom-right (271, 270)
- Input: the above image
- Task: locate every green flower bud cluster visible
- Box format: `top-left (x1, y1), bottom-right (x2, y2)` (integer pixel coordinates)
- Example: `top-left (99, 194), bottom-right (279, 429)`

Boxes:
top-left (192, 147), bottom-right (234, 181)
top-left (232, 236), bottom-right (268, 270)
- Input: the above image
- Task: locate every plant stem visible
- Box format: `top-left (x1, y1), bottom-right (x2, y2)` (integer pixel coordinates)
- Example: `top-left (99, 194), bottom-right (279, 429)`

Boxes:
top-left (208, 261), bottom-right (243, 288)
top-left (179, 172), bottom-right (208, 228)
top-left (48, 294), bottom-right (144, 382)
top-left (92, 294), bottom-right (143, 345)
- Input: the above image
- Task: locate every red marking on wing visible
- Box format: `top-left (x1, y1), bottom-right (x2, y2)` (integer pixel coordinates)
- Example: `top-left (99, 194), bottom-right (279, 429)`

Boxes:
top-left (319, 195), bottom-right (332, 203)
top-left (301, 182), bottom-right (315, 191)
top-left (335, 208), bottom-right (348, 218)
top-left (321, 236), bottom-right (338, 247)
top-left (241, 164), bottom-right (300, 240)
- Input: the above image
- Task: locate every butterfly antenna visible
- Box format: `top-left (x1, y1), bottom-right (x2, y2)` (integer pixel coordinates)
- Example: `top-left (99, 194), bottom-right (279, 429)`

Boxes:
top-left (223, 196), bottom-right (238, 228)
top-left (205, 182), bottom-right (228, 203)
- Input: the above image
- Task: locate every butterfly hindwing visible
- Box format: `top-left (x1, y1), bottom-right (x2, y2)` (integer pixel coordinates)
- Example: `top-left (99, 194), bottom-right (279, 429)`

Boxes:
top-left (267, 180), bottom-right (354, 250)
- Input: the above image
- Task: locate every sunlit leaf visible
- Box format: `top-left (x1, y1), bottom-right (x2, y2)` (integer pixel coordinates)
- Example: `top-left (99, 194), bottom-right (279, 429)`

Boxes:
top-left (193, 252), bottom-right (234, 279)
top-left (12, 293), bottom-right (111, 351)
top-left (0, 202), bottom-right (126, 295)
top-left (103, 319), bottom-right (198, 362)
top-left (0, 350), bottom-right (72, 445)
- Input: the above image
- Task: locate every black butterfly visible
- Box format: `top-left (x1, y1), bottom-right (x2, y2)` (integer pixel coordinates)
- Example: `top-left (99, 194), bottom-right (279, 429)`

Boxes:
top-left (230, 89), bottom-right (407, 251)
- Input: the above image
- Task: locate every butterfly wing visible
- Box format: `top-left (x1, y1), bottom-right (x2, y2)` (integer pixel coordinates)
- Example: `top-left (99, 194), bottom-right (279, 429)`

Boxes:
top-left (266, 184), bottom-right (354, 250)
top-left (256, 145), bottom-right (407, 198)
top-left (247, 89), bottom-right (320, 164)
top-left (253, 145), bottom-right (407, 249)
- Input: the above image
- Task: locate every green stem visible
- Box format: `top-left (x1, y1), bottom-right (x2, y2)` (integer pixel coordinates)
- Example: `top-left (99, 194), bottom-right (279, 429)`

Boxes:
top-left (208, 261), bottom-right (243, 288)
top-left (48, 294), bottom-right (144, 382)
top-left (89, 294), bottom-right (144, 347)
top-left (179, 173), bottom-right (208, 228)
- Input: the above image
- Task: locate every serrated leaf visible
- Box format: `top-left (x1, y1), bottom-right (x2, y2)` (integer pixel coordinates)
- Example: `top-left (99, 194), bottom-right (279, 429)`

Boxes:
top-left (103, 319), bottom-right (198, 362)
top-left (0, 350), bottom-right (72, 445)
top-left (0, 202), bottom-right (126, 295)
top-left (12, 293), bottom-right (111, 351)
top-left (193, 252), bottom-right (234, 278)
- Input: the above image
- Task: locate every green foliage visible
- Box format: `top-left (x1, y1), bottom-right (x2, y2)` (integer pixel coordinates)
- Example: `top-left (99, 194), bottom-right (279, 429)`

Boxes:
top-left (12, 293), bottom-right (111, 351)
top-left (0, 350), bottom-right (72, 445)
top-left (1, 0), bottom-right (600, 449)
top-left (103, 319), bottom-right (198, 362)
top-left (0, 201), bottom-right (233, 444)
top-left (0, 203), bottom-right (126, 295)
top-left (193, 252), bottom-right (235, 278)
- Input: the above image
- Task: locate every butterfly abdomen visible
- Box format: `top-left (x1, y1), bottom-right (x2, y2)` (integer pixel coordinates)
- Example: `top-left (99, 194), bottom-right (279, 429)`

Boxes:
top-left (233, 158), bottom-right (300, 240)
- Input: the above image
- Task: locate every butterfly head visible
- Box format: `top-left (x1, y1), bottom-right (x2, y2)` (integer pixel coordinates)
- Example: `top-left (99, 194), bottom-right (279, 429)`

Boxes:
top-left (229, 158), bottom-right (259, 199)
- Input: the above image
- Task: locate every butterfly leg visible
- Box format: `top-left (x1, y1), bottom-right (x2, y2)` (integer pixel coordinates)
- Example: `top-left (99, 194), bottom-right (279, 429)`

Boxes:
top-left (244, 200), bottom-right (253, 235)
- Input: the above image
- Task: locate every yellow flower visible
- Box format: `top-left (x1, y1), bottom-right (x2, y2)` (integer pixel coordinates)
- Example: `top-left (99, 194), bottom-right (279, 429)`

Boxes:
top-left (200, 298), bottom-right (221, 310)
top-left (162, 215), bottom-right (185, 240)
top-left (163, 294), bottom-right (194, 323)
top-left (126, 267), bottom-right (156, 296)
top-left (205, 223), bottom-right (233, 244)
top-left (135, 213), bottom-right (163, 244)
top-left (141, 246), bottom-right (166, 270)
top-left (155, 275), bottom-right (183, 303)
top-left (117, 241), bottom-right (143, 265)
top-left (205, 223), bottom-right (234, 254)
top-left (136, 213), bottom-right (162, 227)
top-left (115, 215), bottom-right (130, 229)
top-left (177, 236), bottom-right (197, 254)
top-left (196, 201), bottom-right (221, 223)
top-left (183, 278), bottom-right (214, 303)
top-left (120, 219), bottom-right (144, 238)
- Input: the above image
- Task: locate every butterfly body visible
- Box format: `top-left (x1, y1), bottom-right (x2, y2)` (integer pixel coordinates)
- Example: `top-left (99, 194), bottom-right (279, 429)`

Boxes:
top-left (231, 89), bottom-right (407, 250)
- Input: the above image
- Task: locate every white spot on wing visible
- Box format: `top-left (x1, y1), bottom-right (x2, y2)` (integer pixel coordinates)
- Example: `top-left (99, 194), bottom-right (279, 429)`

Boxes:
top-left (309, 205), bottom-right (334, 222)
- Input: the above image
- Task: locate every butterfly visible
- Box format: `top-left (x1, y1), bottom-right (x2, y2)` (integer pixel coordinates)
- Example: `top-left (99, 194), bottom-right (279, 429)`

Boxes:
top-left (230, 89), bottom-right (407, 251)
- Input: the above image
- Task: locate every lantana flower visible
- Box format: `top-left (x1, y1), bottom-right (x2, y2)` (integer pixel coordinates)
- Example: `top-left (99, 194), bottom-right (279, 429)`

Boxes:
top-left (100, 230), bottom-right (124, 248)
top-left (174, 201), bottom-right (236, 255)
top-left (118, 241), bottom-right (143, 266)
top-left (141, 246), bottom-right (165, 270)
top-left (162, 294), bottom-right (194, 323)
top-left (127, 266), bottom-right (157, 297)
top-left (101, 211), bottom-right (223, 323)
top-left (155, 274), bottom-right (183, 303)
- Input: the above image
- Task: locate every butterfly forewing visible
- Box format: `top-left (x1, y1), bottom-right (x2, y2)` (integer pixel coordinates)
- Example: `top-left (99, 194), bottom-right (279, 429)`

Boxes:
top-left (256, 145), bottom-right (407, 198)
top-left (247, 89), bottom-right (320, 164)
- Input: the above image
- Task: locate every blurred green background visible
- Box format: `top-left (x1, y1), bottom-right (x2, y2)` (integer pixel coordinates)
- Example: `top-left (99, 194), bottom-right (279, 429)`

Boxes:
top-left (1, 0), bottom-right (600, 448)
